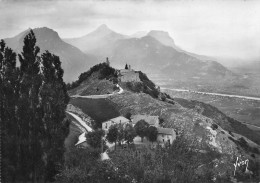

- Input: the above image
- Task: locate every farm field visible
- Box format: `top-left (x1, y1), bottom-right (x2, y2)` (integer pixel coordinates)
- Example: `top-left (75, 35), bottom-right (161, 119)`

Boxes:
top-left (69, 98), bottom-right (120, 125)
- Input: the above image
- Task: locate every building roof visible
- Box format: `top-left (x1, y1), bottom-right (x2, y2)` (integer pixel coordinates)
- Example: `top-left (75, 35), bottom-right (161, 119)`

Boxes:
top-left (131, 115), bottom-right (159, 126)
top-left (157, 127), bottom-right (174, 135)
top-left (104, 116), bottom-right (130, 124)
top-left (120, 69), bottom-right (135, 74)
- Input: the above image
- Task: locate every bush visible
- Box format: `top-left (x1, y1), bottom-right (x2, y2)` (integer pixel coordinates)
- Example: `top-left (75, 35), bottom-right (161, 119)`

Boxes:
top-left (211, 123), bottom-right (218, 130)
top-left (124, 112), bottom-right (132, 120)
top-left (67, 62), bottom-right (118, 90)
top-left (113, 85), bottom-right (119, 91)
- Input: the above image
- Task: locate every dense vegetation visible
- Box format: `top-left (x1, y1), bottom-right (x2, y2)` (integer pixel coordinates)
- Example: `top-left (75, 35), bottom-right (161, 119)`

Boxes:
top-left (109, 135), bottom-right (230, 183)
top-left (125, 71), bottom-right (160, 98)
top-left (58, 132), bottom-right (232, 183)
top-left (57, 148), bottom-right (131, 183)
top-left (0, 31), bottom-right (70, 182)
top-left (67, 62), bottom-right (118, 90)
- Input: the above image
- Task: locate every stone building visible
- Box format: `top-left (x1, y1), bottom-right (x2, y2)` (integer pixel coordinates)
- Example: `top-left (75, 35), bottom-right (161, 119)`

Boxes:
top-left (118, 64), bottom-right (140, 82)
top-left (102, 116), bottom-right (130, 133)
top-left (131, 114), bottom-right (159, 127)
top-left (157, 127), bottom-right (176, 145)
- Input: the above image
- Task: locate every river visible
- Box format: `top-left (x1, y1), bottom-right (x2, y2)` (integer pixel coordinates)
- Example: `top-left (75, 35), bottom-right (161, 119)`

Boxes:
top-left (161, 87), bottom-right (260, 101)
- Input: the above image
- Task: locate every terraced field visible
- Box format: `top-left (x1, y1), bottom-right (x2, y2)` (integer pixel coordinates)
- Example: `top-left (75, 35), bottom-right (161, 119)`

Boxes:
top-left (69, 98), bottom-right (120, 128)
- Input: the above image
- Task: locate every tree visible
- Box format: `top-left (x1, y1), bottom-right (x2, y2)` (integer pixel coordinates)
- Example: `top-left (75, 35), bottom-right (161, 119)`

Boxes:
top-left (125, 63), bottom-right (128, 69)
top-left (146, 126), bottom-right (158, 144)
top-left (106, 124), bottom-right (118, 150)
top-left (57, 148), bottom-right (100, 183)
top-left (18, 30), bottom-right (43, 182)
top-left (159, 117), bottom-right (165, 126)
top-left (86, 129), bottom-right (107, 152)
top-left (124, 112), bottom-right (132, 120)
top-left (40, 50), bottom-right (70, 181)
top-left (1, 30), bottom-right (70, 182)
top-left (117, 123), bottom-right (125, 146)
top-left (124, 124), bottom-right (137, 145)
top-left (110, 135), bottom-right (221, 183)
top-left (58, 148), bottom-right (132, 183)
top-left (134, 120), bottom-right (149, 142)
top-left (0, 40), bottom-right (20, 182)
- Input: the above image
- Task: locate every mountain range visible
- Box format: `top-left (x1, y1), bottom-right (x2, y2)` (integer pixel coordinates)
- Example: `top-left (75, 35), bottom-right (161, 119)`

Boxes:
top-left (65, 25), bottom-right (235, 80)
top-left (4, 27), bottom-right (97, 82)
top-left (3, 24), bottom-right (236, 83)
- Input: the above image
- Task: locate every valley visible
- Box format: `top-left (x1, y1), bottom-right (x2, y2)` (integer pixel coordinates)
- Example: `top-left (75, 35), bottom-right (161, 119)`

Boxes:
top-left (2, 0), bottom-right (260, 182)
top-left (160, 87), bottom-right (260, 131)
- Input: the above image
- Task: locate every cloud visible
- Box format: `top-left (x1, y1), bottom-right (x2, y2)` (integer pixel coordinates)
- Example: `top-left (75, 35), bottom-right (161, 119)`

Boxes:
top-left (0, 0), bottom-right (259, 61)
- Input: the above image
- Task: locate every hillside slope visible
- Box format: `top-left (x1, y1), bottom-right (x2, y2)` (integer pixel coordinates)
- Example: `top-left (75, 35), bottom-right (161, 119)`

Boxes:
top-left (68, 63), bottom-right (260, 180)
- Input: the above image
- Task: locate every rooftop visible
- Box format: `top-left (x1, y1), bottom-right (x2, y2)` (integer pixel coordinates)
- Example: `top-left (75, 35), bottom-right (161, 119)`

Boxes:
top-left (104, 116), bottom-right (130, 124)
top-left (131, 114), bottom-right (159, 126)
top-left (157, 127), bottom-right (174, 135)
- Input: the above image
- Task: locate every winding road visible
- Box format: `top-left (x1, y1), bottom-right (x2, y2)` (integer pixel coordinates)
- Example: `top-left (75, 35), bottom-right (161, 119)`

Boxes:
top-left (71, 84), bottom-right (124, 99)
top-left (66, 84), bottom-right (124, 160)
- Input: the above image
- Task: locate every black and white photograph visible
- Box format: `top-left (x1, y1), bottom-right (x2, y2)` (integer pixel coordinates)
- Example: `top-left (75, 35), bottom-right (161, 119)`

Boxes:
top-left (0, 0), bottom-right (260, 182)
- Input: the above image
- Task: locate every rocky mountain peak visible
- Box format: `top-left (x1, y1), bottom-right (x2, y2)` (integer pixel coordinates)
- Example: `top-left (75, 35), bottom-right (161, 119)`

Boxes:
top-left (91, 24), bottom-right (113, 36)
top-left (32, 27), bottom-right (61, 42)
top-left (147, 30), bottom-right (176, 48)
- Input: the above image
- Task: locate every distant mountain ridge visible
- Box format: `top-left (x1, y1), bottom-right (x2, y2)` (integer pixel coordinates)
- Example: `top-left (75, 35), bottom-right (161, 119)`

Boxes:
top-left (3, 25), bottom-right (236, 83)
top-left (64, 25), bottom-right (234, 81)
top-left (4, 27), bottom-right (97, 82)
top-left (64, 24), bottom-right (128, 54)
top-left (147, 30), bottom-right (178, 50)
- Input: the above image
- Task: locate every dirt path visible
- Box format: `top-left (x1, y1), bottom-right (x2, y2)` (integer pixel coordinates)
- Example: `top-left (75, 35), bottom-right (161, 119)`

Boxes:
top-left (71, 84), bottom-right (124, 99)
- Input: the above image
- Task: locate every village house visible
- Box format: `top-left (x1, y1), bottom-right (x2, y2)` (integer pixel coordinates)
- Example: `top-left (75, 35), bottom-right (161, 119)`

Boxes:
top-left (157, 127), bottom-right (176, 145)
top-left (131, 114), bottom-right (159, 127)
top-left (118, 64), bottom-right (140, 82)
top-left (102, 116), bottom-right (130, 133)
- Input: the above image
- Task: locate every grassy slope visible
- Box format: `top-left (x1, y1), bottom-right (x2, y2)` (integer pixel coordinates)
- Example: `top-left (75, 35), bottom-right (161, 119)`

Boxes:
top-left (174, 98), bottom-right (260, 145)
top-left (69, 98), bottom-right (120, 128)
top-left (64, 113), bottom-right (83, 150)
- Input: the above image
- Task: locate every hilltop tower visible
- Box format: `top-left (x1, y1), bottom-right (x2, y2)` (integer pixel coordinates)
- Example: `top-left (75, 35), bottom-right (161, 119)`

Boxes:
top-left (125, 63), bottom-right (128, 70)
top-left (106, 57), bottom-right (110, 66)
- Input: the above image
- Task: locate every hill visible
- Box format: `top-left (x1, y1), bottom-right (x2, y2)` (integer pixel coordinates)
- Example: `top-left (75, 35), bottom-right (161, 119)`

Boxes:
top-left (68, 63), bottom-right (260, 180)
top-left (4, 27), bottom-right (97, 82)
top-left (68, 62), bottom-right (161, 98)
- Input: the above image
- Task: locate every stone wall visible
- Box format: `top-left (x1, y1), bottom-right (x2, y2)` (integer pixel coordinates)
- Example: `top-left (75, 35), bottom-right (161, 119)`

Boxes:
top-left (120, 70), bottom-right (140, 82)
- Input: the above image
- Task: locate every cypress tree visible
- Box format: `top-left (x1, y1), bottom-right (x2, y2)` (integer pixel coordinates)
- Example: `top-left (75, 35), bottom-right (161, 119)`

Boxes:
top-left (40, 51), bottom-right (70, 181)
top-left (1, 30), bottom-right (70, 182)
top-left (18, 30), bottom-right (43, 182)
top-left (0, 40), bottom-right (19, 182)
top-left (125, 63), bottom-right (128, 69)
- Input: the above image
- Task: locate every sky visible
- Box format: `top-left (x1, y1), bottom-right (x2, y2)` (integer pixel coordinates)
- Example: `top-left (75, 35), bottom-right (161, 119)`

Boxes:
top-left (0, 0), bottom-right (259, 64)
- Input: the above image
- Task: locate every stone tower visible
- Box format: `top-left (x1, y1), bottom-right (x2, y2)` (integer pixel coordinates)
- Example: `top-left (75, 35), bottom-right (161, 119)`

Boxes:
top-left (106, 57), bottom-right (110, 66)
